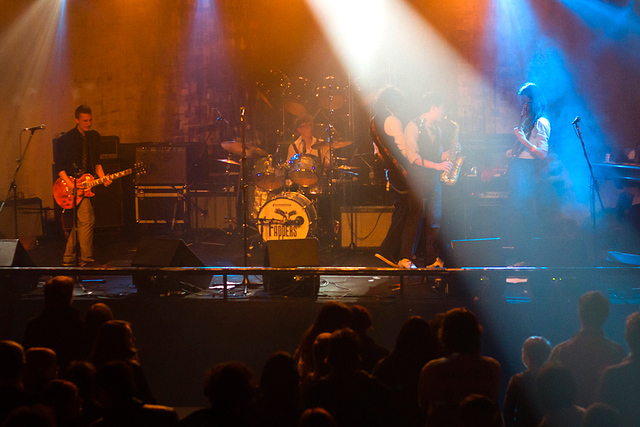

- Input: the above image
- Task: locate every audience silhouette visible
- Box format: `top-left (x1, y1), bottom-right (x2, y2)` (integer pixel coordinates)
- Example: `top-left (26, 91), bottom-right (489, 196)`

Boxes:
top-left (255, 351), bottom-right (301, 427)
top-left (549, 291), bottom-right (625, 408)
top-left (536, 363), bottom-right (585, 427)
top-left (23, 276), bottom-right (84, 372)
top-left (349, 305), bottom-right (389, 373)
top-left (40, 379), bottom-right (83, 427)
top-left (598, 311), bottom-right (640, 427)
top-left (503, 336), bottom-right (551, 427)
top-left (23, 347), bottom-right (58, 398)
top-left (88, 320), bottom-right (155, 404)
top-left (418, 307), bottom-right (501, 427)
top-left (373, 315), bottom-right (435, 427)
top-left (302, 328), bottom-right (393, 427)
top-left (294, 301), bottom-right (352, 381)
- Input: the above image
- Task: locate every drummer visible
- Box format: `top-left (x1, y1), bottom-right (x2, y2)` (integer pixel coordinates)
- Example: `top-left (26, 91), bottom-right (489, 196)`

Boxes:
top-left (287, 115), bottom-right (330, 168)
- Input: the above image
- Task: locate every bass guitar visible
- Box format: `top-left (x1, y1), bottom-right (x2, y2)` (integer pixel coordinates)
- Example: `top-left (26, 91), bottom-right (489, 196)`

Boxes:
top-left (53, 162), bottom-right (146, 209)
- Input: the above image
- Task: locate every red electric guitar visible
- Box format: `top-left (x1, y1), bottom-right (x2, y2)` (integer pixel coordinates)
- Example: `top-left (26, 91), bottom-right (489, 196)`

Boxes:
top-left (53, 162), bottom-right (146, 209)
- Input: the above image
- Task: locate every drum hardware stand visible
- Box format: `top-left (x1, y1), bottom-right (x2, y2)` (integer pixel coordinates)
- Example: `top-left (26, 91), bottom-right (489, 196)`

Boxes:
top-left (240, 106), bottom-right (252, 293)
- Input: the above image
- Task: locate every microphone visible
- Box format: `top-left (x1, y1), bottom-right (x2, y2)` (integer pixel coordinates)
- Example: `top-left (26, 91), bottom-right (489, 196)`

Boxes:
top-left (240, 107), bottom-right (245, 117)
top-left (572, 116), bottom-right (580, 125)
top-left (23, 124), bottom-right (45, 132)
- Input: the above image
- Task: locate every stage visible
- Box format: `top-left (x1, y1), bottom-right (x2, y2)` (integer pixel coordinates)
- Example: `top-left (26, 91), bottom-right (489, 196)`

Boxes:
top-left (2, 230), bottom-right (640, 408)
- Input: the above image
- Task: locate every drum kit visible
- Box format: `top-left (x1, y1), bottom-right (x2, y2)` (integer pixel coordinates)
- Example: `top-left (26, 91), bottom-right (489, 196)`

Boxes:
top-left (209, 72), bottom-right (359, 249)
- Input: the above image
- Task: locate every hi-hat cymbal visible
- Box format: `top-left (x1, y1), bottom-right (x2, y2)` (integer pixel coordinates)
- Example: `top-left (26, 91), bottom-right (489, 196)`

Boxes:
top-left (215, 158), bottom-right (240, 166)
top-left (221, 141), bottom-right (266, 157)
top-left (311, 140), bottom-right (353, 150)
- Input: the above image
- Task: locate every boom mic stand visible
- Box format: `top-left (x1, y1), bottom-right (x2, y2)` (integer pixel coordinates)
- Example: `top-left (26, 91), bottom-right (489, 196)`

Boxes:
top-left (240, 107), bottom-right (251, 292)
top-left (0, 128), bottom-right (39, 238)
top-left (574, 118), bottom-right (605, 264)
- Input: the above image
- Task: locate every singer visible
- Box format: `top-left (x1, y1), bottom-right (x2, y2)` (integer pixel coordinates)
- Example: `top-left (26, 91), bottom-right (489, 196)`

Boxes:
top-left (504, 82), bottom-right (551, 265)
top-left (54, 105), bottom-right (111, 266)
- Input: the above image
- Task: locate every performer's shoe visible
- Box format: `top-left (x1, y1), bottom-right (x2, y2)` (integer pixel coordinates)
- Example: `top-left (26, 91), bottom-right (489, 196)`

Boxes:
top-left (426, 257), bottom-right (444, 269)
top-left (375, 253), bottom-right (398, 268)
top-left (397, 258), bottom-right (417, 269)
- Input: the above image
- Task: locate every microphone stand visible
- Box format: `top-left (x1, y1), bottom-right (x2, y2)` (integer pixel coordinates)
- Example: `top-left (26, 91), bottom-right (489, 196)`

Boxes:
top-left (574, 120), bottom-right (605, 264)
top-left (0, 129), bottom-right (38, 238)
top-left (240, 107), bottom-right (251, 293)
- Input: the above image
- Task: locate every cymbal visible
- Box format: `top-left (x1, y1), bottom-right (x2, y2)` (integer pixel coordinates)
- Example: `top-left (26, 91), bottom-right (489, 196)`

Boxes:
top-left (210, 172), bottom-right (240, 176)
top-left (221, 141), bottom-right (266, 157)
top-left (283, 101), bottom-right (307, 117)
top-left (337, 165), bottom-right (359, 171)
top-left (311, 140), bottom-right (353, 150)
top-left (215, 158), bottom-right (240, 166)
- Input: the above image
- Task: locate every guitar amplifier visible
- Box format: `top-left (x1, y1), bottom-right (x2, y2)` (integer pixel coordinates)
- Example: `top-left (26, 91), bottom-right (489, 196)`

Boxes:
top-left (341, 206), bottom-right (393, 248)
top-left (135, 186), bottom-right (186, 224)
top-left (135, 146), bottom-right (187, 185)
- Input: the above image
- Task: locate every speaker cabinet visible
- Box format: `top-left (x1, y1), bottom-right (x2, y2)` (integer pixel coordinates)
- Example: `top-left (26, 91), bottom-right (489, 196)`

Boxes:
top-left (263, 238), bottom-right (320, 299)
top-left (93, 162), bottom-right (124, 228)
top-left (0, 198), bottom-right (43, 243)
top-left (340, 206), bottom-right (393, 248)
top-left (0, 239), bottom-right (38, 294)
top-left (135, 146), bottom-right (187, 185)
top-left (131, 237), bottom-right (211, 294)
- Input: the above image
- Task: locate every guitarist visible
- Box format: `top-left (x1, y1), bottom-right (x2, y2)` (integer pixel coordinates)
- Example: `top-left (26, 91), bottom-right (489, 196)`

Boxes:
top-left (54, 105), bottom-right (111, 266)
top-left (504, 82), bottom-right (550, 263)
top-left (371, 86), bottom-right (411, 268)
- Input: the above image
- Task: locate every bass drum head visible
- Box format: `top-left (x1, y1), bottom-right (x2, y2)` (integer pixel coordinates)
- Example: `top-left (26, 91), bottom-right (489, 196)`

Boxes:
top-left (257, 192), bottom-right (316, 241)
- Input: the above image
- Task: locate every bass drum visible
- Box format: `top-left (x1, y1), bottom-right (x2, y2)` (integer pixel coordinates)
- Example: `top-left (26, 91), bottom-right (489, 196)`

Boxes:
top-left (257, 192), bottom-right (316, 241)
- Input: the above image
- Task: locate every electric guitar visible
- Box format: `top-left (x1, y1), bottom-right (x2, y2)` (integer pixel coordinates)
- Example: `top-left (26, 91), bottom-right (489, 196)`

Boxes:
top-left (53, 162), bottom-right (146, 209)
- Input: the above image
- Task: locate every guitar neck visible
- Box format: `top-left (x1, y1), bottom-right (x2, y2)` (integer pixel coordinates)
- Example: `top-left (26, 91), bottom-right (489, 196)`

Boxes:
top-left (85, 169), bottom-right (132, 188)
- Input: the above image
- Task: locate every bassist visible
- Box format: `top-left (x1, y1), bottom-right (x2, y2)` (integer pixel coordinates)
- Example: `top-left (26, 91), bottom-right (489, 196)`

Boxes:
top-left (54, 105), bottom-right (111, 266)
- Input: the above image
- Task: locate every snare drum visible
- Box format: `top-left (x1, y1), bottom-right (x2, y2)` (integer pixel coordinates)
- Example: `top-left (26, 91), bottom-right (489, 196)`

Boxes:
top-left (257, 192), bottom-right (316, 241)
top-left (288, 153), bottom-right (320, 187)
top-left (253, 155), bottom-right (285, 191)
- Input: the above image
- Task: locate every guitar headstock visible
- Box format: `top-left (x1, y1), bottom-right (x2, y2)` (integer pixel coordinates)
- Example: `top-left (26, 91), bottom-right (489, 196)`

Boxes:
top-left (134, 162), bottom-right (147, 176)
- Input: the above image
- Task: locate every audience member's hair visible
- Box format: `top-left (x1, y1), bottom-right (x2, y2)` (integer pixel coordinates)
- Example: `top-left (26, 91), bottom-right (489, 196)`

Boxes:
top-left (350, 305), bottom-right (373, 335)
top-left (578, 291), bottom-right (610, 329)
top-left (394, 316), bottom-right (433, 357)
top-left (522, 336), bottom-right (552, 368)
top-left (584, 402), bottom-right (620, 427)
top-left (313, 301), bottom-right (353, 334)
top-left (298, 407), bottom-right (336, 427)
top-left (204, 361), bottom-right (256, 410)
top-left (64, 360), bottom-right (96, 400)
top-left (23, 347), bottom-right (58, 394)
top-left (624, 311), bottom-right (640, 355)
top-left (74, 104), bottom-right (92, 118)
top-left (95, 360), bottom-right (136, 403)
top-left (85, 303), bottom-right (114, 330)
top-left (440, 308), bottom-right (482, 354)
top-left (311, 332), bottom-right (332, 378)
top-left (43, 276), bottom-right (75, 307)
top-left (2, 405), bottom-right (55, 427)
top-left (0, 340), bottom-right (25, 381)
top-left (89, 320), bottom-right (137, 367)
top-left (459, 394), bottom-right (504, 427)
top-left (260, 351), bottom-right (299, 402)
top-left (41, 379), bottom-right (82, 425)
top-left (326, 328), bottom-right (361, 372)
top-left (536, 363), bottom-right (577, 411)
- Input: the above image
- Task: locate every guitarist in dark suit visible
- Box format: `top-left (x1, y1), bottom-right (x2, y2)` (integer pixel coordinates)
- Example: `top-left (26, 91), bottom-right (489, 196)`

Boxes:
top-left (54, 105), bottom-right (111, 266)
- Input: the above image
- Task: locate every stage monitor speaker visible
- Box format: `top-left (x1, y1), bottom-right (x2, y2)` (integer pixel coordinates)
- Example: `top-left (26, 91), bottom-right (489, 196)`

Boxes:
top-left (449, 237), bottom-right (506, 267)
top-left (0, 239), bottom-right (38, 294)
top-left (263, 238), bottom-right (320, 299)
top-left (131, 237), bottom-right (211, 295)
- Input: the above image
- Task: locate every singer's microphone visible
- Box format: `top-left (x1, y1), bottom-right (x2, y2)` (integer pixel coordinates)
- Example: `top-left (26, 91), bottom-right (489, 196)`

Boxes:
top-left (572, 116), bottom-right (580, 125)
top-left (23, 124), bottom-right (45, 132)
